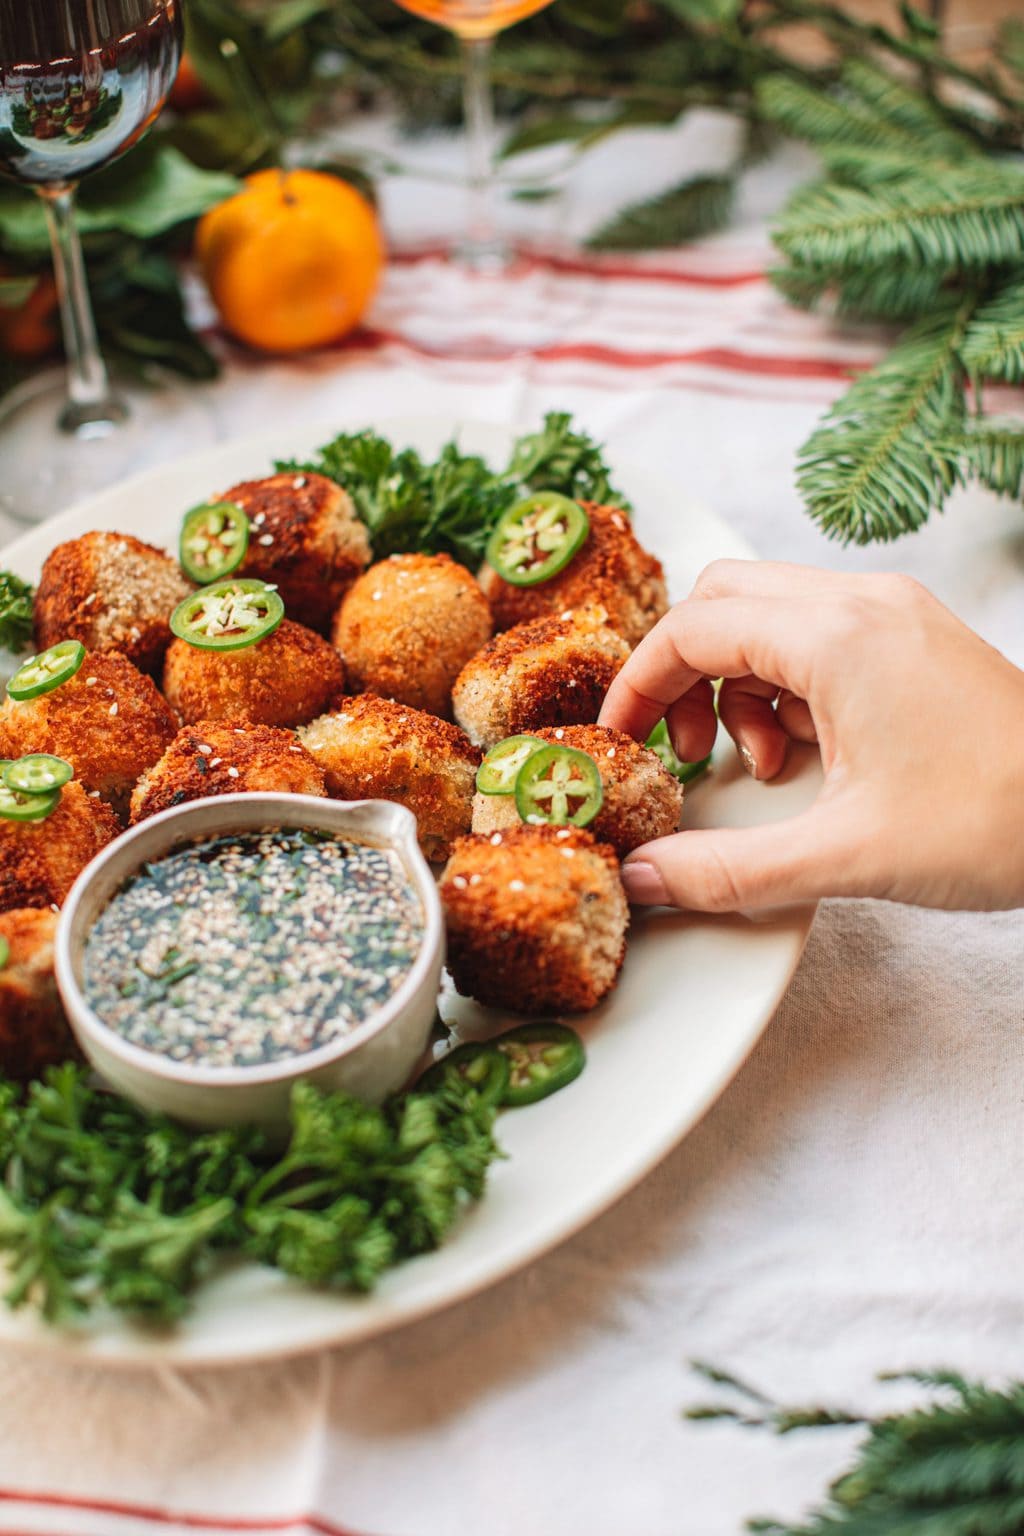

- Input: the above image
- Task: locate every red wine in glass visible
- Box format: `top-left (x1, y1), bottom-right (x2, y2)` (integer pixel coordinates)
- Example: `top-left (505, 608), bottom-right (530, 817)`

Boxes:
top-left (0, 0), bottom-right (183, 462)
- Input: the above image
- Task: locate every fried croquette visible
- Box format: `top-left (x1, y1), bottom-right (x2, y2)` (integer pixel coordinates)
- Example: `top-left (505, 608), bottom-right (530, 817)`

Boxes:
top-left (471, 724), bottom-right (683, 858)
top-left (224, 471), bottom-right (372, 634)
top-left (0, 782), bottom-right (119, 914)
top-left (131, 721), bottom-right (327, 823)
top-left (451, 605), bottom-right (630, 749)
top-left (0, 651), bottom-right (177, 815)
top-left (479, 502), bottom-right (668, 647)
top-left (299, 694), bottom-right (480, 862)
top-left (163, 618), bottom-right (345, 729)
top-left (0, 909), bottom-right (77, 1080)
top-left (440, 824), bottom-right (628, 1013)
top-left (332, 552), bottom-right (492, 719)
top-left (34, 531), bottom-right (193, 674)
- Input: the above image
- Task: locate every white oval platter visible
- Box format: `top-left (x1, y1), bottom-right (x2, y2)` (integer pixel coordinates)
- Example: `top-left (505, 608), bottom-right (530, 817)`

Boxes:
top-left (0, 415), bottom-right (820, 1366)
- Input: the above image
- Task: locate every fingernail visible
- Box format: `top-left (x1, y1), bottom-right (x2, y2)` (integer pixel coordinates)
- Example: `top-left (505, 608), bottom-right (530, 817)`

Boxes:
top-left (621, 860), bottom-right (668, 906)
top-left (738, 743), bottom-right (758, 778)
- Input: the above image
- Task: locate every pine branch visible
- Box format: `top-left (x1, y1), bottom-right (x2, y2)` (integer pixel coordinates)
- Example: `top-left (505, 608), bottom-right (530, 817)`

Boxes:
top-left (796, 297), bottom-right (973, 543)
top-left (585, 173), bottom-right (734, 251)
top-left (959, 276), bottom-right (1024, 384)
top-left (771, 262), bottom-right (950, 322)
top-left (949, 418), bottom-right (1024, 500)
top-left (773, 169), bottom-right (1024, 275)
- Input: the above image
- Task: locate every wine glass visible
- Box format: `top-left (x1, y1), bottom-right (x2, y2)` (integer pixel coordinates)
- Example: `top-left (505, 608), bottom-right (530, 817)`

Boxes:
top-left (0, 0), bottom-right (191, 524)
top-left (388, 0), bottom-right (560, 347)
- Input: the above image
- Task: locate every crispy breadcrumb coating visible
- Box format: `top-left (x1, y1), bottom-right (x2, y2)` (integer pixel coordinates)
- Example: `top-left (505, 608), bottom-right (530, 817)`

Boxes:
top-left (440, 824), bottom-right (628, 1013)
top-left (225, 471), bottom-right (372, 635)
top-left (332, 552), bottom-right (492, 719)
top-left (0, 909), bottom-right (78, 1081)
top-left (162, 618), bottom-right (345, 729)
top-left (131, 721), bottom-right (327, 823)
top-left (34, 531), bottom-right (193, 674)
top-left (471, 723), bottom-right (683, 857)
top-left (0, 782), bottom-right (119, 914)
top-left (0, 650), bottom-right (177, 816)
top-left (299, 694), bottom-right (480, 862)
top-left (452, 604), bottom-right (630, 749)
top-left (479, 502), bottom-right (668, 646)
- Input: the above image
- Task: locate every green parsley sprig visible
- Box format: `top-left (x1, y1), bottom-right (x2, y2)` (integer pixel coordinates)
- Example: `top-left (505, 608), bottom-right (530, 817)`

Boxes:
top-left (0, 572), bottom-right (34, 655)
top-left (0, 1064), bottom-right (501, 1324)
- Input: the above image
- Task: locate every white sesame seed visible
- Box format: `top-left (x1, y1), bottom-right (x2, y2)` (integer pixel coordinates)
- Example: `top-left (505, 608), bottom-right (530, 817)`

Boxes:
top-left (109, 702), bottom-right (118, 716)
top-left (50, 903), bottom-right (59, 913)
top-left (289, 745), bottom-right (303, 753)
top-left (234, 729), bottom-right (246, 736)
top-left (83, 592), bottom-right (97, 606)
top-left (293, 476), bottom-right (307, 489)
top-left (470, 874), bottom-right (482, 885)
top-left (561, 847), bottom-right (576, 858)
top-left (209, 758), bottom-right (222, 768)
top-left (554, 729), bottom-right (564, 739)
top-left (259, 534), bottom-right (274, 546)
top-left (567, 679), bottom-right (578, 689)
top-left (85, 676), bottom-right (98, 686)
top-left (509, 879), bottom-right (525, 891)
top-left (88, 790), bottom-right (100, 799)
top-left (611, 513), bottom-right (626, 531)
top-left (606, 747), bottom-right (616, 758)
top-left (490, 833), bottom-right (503, 845)
top-left (556, 829), bottom-right (572, 840)
top-left (196, 744), bottom-right (213, 755)
top-left (452, 875), bottom-right (468, 890)
top-left (372, 591), bottom-right (382, 601)
top-left (227, 766), bottom-right (240, 779)
top-left (560, 609), bottom-right (573, 620)
top-left (252, 513), bottom-right (266, 526)
top-left (263, 583), bottom-right (278, 592)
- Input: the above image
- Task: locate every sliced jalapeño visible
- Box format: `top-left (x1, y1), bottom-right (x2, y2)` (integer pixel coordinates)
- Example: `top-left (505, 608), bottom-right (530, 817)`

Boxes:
top-left (476, 734), bottom-right (545, 796)
top-left (486, 492), bottom-right (589, 587)
top-left (494, 1023), bottom-right (585, 1107)
top-left (7, 640), bottom-right (86, 702)
top-left (169, 578), bottom-right (284, 652)
top-left (3, 755), bottom-right (73, 795)
top-left (179, 500), bottom-right (250, 584)
top-left (0, 782), bottom-right (60, 822)
top-left (514, 744), bottom-right (603, 829)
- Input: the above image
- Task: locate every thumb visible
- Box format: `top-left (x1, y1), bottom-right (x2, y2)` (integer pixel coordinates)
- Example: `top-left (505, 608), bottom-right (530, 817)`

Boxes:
top-left (619, 810), bottom-right (861, 913)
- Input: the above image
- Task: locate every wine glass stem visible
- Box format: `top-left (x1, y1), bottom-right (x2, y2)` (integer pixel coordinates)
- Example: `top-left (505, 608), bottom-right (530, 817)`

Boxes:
top-left (459, 36), bottom-right (507, 271)
top-left (39, 185), bottom-right (127, 437)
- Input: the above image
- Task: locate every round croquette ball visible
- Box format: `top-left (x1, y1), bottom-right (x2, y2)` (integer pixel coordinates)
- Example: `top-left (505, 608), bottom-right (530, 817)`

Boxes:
top-left (332, 552), bottom-right (492, 719)
top-left (440, 824), bottom-right (628, 1013)
top-left (452, 605), bottom-right (630, 749)
top-left (225, 471), bottom-right (372, 635)
top-left (479, 501), bottom-right (668, 647)
top-left (471, 723), bottom-right (683, 858)
top-left (131, 721), bottom-right (327, 823)
top-left (0, 909), bottom-right (78, 1081)
top-left (33, 531), bottom-right (193, 674)
top-left (0, 650), bottom-right (177, 815)
top-left (299, 694), bottom-right (480, 862)
top-left (0, 782), bottom-right (119, 914)
top-left (162, 618), bottom-right (345, 729)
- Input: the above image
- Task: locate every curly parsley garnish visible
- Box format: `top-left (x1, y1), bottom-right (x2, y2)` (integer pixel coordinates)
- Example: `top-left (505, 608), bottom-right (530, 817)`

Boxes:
top-left (0, 571), bottom-right (34, 654)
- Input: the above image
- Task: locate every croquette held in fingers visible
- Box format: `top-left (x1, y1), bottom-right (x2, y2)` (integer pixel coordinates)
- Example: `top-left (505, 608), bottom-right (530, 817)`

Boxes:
top-left (163, 618), bottom-right (345, 729)
top-left (299, 693), bottom-right (479, 862)
top-left (0, 908), bottom-right (77, 1080)
top-left (471, 723), bottom-right (683, 858)
top-left (452, 604), bottom-right (630, 749)
top-left (479, 501), bottom-right (668, 647)
top-left (131, 722), bottom-right (327, 823)
top-left (224, 471), bottom-right (372, 635)
top-left (440, 824), bottom-right (628, 1014)
top-left (0, 650), bottom-right (176, 813)
top-left (333, 552), bottom-right (492, 718)
top-left (34, 531), bottom-right (193, 674)
top-left (0, 782), bottom-right (119, 914)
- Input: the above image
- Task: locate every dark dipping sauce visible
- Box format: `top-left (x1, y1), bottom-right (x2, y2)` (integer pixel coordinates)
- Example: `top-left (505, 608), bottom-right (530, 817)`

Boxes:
top-left (83, 827), bottom-right (425, 1069)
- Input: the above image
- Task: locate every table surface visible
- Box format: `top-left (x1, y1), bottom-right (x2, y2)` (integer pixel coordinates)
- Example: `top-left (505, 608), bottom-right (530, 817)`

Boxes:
top-left (0, 116), bottom-right (1022, 1536)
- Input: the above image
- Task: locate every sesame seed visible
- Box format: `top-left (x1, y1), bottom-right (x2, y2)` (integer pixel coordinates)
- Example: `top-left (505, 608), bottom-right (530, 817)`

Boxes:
top-left (567, 679), bottom-right (578, 689)
top-left (607, 747), bottom-right (616, 758)
top-left (258, 534), bottom-right (274, 547)
top-left (509, 879), bottom-right (525, 891)
top-left (470, 874), bottom-right (482, 885)
top-left (209, 758), bottom-right (222, 768)
top-left (50, 903), bottom-right (59, 913)
top-left (452, 875), bottom-right (468, 890)
top-left (554, 729), bottom-right (564, 739)
top-left (252, 513), bottom-right (266, 526)
top-left (372, 591), bottom-right (382, 601)
top-left (88, 790), bottom-right (100, 799)
top-left (196, 744), bottom-right (213, 755)
top-left (561, 848), bottom-right (576, 858)
top-left (556, 829), bottom-right (572, 840)
top-left (83, 592), bottom-right (97, 606)
top-left (293, 476), bottom-right (307, 489)
top-left (109, 703), bottom-right (118, 716)
top-left (289, 745), bottom-right (303, 753)
top-left (611, 513), bottom-right (626, 531)
top-left (490, 833), bottom-right (503, 845)
top-left (227, 767), bottom-right (240, 778)
top-left (560, 609), bottom-right (573, 620)
top-left (85, 676), bottom-right (97, 687)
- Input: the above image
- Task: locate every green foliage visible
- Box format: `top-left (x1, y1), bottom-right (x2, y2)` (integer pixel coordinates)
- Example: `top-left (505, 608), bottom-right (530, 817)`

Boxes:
top-left (959, 277), bottom-right (1024, 385)
top-left (278, 412), bottom-right (628, 566)
top-left (953, 420), bottom-right (1024, 502)
top-left (0, 573), bottom-right (34, 655)
top-left (689, 1366), bottom-right (1024, 1536)
top-left (0, 1063), bottom-right (502, 1323)
top-left (586, 175), bottom-right (734, 252)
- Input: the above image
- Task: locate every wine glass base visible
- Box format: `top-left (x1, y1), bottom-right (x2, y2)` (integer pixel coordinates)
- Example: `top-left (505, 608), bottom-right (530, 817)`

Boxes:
top-left (0, 369), bottom-right (219, 530)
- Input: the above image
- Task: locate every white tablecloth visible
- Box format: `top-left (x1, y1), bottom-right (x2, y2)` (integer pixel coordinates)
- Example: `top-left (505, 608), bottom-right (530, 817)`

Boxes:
top-left (1, 115), bottom-right (1022, 1536)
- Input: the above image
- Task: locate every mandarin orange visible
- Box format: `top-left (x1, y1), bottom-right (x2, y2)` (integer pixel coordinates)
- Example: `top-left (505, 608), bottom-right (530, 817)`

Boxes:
top-left (195, 169), bottom-right (384, 353)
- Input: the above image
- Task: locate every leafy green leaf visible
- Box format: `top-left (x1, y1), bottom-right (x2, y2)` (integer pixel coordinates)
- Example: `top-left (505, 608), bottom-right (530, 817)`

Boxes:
top-left (586, 174), bottom-right (733, 251)
top-left (650, 0), bottom-right (740, 25)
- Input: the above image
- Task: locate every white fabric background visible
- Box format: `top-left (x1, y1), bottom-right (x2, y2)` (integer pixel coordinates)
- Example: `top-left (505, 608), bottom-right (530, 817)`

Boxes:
top-left (0, 117), bottom-right (1021, 1536)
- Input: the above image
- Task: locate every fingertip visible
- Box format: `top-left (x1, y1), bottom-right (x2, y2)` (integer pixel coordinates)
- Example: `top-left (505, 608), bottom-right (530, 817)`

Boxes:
top-left (619, 858), bottom-right (669, 906)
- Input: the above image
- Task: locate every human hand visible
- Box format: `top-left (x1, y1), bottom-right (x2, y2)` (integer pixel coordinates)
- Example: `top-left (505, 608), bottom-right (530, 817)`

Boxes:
top-left (598, 561), bottom-right (1024, 913)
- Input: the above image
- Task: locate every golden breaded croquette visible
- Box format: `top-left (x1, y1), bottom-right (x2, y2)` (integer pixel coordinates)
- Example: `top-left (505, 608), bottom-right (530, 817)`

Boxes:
top-left (479, 501), bottom-right (668, 647)
top-left (163, 618), bottom-right (345, 730)
top-left (440, 824), bottom-right (628, 1013)
top-left (0, 909), bottom-right (77, 1080)
top-left (332, 552), bottom-right (492, 718)
top-left (224, 471), bottom-right (372, 635)
top-left (471, 723), bottom-right (683, 858)
top-left (0, 782), bottom-right (119, 914)
top-left (299, 694), bottom-right (480, 862)
top-left (34, 531), bottom-right (193, 674)
top-left (452, 604), bottom-right (630, 749)
top-left (0, 651), bottom-right (177, 815)
top-left (131, 721), bottom-right (327, 823)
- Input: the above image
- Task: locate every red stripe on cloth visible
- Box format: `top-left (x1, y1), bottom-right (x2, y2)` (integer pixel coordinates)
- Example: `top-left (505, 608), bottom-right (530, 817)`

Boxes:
top-left (389, 244), bottom-right (767, 289)
top-left (0, 1490), bottom-right (371, 1536)
top-left (349, 327), bottom-right (867, 381)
